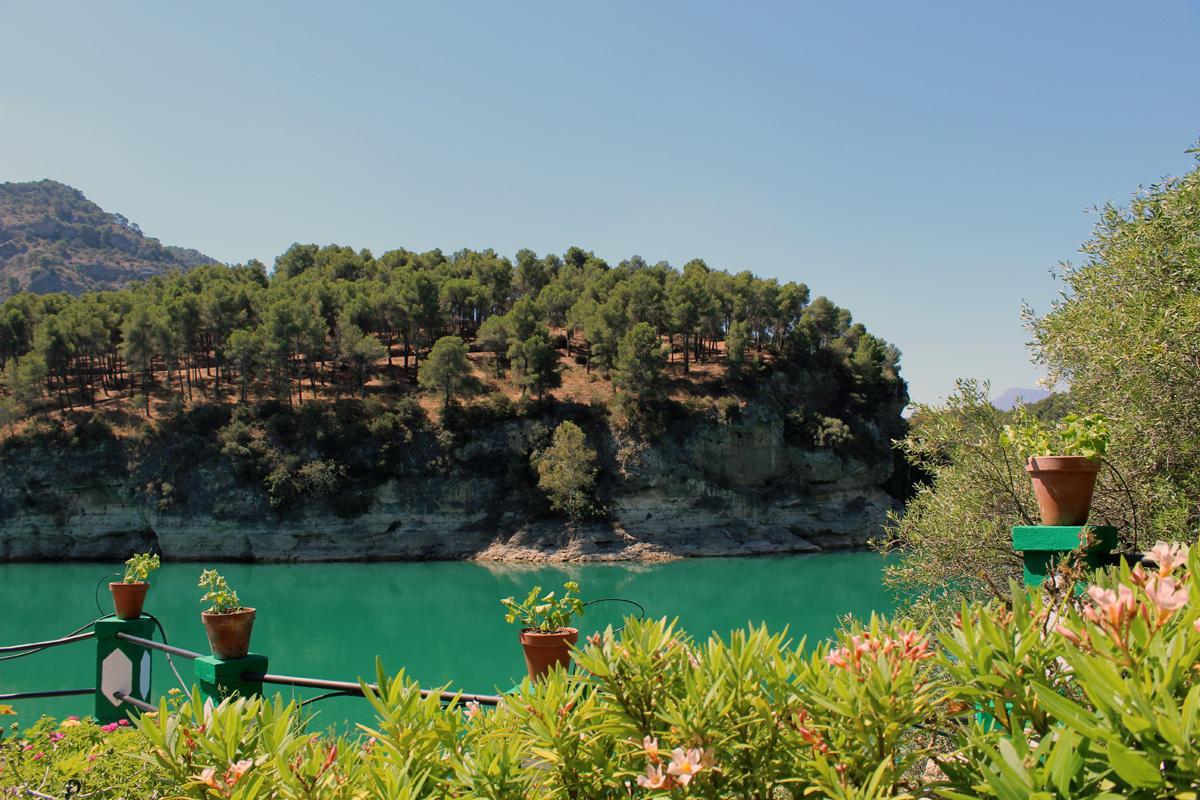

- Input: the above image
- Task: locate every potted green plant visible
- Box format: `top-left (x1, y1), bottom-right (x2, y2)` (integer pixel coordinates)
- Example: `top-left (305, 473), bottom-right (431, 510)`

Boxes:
top-left (198, 569), bottom-right (255, 660)
top-left (110, 552), bottom-right (160, 620)
top-left (1002, 412), bottom-right (1110, 526)
top-left (501, 581), bottom-right (585, 680)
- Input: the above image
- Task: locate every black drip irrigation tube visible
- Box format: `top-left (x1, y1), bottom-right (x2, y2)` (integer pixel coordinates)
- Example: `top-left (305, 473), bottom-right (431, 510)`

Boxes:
top-left (0, 631), bottom-right (95, 655)
top-left (0, 688), bottom-right (94, 702)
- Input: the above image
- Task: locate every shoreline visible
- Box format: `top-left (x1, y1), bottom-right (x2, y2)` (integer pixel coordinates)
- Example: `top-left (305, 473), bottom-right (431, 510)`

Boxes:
top-left (0, 534), bottom-right (873, 565)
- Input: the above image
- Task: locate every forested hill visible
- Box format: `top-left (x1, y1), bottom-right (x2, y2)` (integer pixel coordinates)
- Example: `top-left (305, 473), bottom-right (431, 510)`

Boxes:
top-left (0, 180), bottom-right (217, 298)
top-left (0, 243), bottom-right (908, 561)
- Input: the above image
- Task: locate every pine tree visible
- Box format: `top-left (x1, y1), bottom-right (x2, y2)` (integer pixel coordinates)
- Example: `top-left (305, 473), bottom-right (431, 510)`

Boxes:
top-left (418, 335), bottom-right (474, 411)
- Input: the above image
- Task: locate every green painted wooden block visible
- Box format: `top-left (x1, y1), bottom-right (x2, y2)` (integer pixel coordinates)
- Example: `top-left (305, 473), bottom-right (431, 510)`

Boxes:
top-left (1011, 525), bottom-right (1117, 587)
top-left (94, 617), bottom-right (155, 724)
top-left (975, 701), bottom-right (1015, 732)
top-left (195, 654), bottom-right (268, 703)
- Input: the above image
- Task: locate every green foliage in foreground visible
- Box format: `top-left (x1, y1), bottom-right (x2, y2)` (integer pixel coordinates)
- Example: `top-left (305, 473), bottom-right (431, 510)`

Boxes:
top-left (4, 546), bottom-right (1199, 799)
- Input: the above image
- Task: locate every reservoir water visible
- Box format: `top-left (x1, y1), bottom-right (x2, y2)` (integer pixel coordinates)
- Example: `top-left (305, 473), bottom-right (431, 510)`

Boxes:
top-left (0, 553), bottom-right (895, 727)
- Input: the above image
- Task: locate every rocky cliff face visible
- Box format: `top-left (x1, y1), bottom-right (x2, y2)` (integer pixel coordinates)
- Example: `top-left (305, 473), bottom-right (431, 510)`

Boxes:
top-left (0, 404), bottom-right (902, 563)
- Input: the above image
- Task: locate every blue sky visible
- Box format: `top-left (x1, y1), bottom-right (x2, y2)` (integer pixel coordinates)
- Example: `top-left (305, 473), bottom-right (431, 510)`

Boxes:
top-left (2, 2), bottom-right (1197, 404)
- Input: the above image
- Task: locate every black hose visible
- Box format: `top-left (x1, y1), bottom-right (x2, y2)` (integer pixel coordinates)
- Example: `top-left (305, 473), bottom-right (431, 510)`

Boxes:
top-left (93, 571), bottom-right (122, 616)
top-left (299, 690), bottom-right (359, 707)
top-left (142, 612), bottom-right (192, 694)
top-left (0, 621), bottom-right (107, 661)
top-left (582, 597), bottom-right (646, 636)
top-left (0, 688), bottom-right (94, 701)
top-left (583, 597), bottom-right (646, 619)
top-left (0, 632), bottom-right (95, 655)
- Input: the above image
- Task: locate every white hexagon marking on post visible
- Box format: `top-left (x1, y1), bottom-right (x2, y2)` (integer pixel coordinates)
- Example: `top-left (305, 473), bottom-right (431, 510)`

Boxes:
top-left (101, 649), bottom-right (133, 708)
top-left (139, 651), bottom-right (151, 699)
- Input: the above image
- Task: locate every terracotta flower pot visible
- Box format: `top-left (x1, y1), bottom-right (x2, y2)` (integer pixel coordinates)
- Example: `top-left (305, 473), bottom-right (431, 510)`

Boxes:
top-left (519, 627), bottom-right (578, 680)
top-left (109, 581), bottom-right (149, 620)
top-left (201, 608), bottom-right (256, 660)
top-left (1026, 456), bottom-right (1101, 526)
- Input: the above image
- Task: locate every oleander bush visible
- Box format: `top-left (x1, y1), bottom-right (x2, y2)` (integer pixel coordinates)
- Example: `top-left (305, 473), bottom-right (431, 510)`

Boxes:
top-left (3, 544), bottom-right (1198, 799)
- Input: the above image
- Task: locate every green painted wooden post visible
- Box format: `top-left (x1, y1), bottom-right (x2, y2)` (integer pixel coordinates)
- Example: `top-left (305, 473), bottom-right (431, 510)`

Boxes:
top-left (1011, 525), bottom-right (1118, 587)
top-left (194, 654), bottom-right (268, 703)
top-left (94, 617), bottom-right (155, 724)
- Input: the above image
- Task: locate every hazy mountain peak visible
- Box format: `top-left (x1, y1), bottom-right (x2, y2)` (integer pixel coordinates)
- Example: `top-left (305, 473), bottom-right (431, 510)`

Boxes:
top-left (0, 179), bottom-right (218, 298)
top-left (992, 387), bottom-right (1051, 411)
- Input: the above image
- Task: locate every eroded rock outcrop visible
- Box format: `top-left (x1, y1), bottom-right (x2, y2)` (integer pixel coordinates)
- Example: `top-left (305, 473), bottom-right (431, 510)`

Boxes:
top-left (0, 402), bottom-right (903, 562)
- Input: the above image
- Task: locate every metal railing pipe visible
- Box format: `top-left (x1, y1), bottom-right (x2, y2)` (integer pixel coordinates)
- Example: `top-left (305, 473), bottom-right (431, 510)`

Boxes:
top-left (113, 690), bottom-right (158, 713)
top-left (244, 672), bottom-right (500, 706)
top-left (0, 631), bottom-right (94, 654)
top-left (114, 632), bottom-right (202, 660)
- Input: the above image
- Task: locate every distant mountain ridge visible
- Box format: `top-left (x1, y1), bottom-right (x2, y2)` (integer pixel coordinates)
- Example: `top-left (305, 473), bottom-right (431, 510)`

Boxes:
top-left (0, 179), bottom-right (218, 298)
top-left (992, 386), bottom-right (1051, 411)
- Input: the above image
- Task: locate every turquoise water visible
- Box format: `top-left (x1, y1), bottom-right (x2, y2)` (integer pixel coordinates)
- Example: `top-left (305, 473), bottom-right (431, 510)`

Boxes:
top-left (0, 554), bottom-right (895, 727)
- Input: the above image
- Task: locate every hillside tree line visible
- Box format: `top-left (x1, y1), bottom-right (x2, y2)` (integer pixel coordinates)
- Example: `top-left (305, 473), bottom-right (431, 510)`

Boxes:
top-left (0, 244), bottom-right (904, 429)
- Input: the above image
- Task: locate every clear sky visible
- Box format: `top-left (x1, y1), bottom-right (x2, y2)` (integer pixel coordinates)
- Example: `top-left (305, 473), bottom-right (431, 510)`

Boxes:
top-left (2, 2), bottom-right (1197, 404)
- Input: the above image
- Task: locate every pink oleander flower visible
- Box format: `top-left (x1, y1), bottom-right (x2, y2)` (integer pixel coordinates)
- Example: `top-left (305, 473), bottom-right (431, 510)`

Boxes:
top-left (193, 766), bottom-right (219, 790)
top-left (896, 630), bottom-right (933, 661)
top-left (118, 719), bottom-right (129, 726)
top-left (1145, 576), bottom-right (1188, 614)
top-left (48, 732), bottom-right (64, 743)
top-left (667, 747), bottom-right (705, 787)
top-left (827, 630), bottom-right (930, 672)
top-left (1147, 541), bottom-right (1188, 576)
top-left (637, 763), bottom-right (670, 789)
top-left (229, 759), bottom-right (253, 784)
top-left (100, 722), bottom-right (119, 733)
top-left (825, 647), bottom-right (850, 669)
top-left (1084, 585), bottom-right (1136, 628)
top-left (643, 735), bottom-right (660, 763)
top-left (1055, 623), bottom-right (1083, 645)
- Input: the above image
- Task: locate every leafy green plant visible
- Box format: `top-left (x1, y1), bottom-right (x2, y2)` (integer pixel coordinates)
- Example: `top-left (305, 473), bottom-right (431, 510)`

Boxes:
top-left (0, 715), bottom-right (168, 798)
top-left (936, 541), bottom-right (1199, 799)
top-left (198, 569), bottom-right (242, 614)
top-left (123, 551), bottom-right (160, 583)
top-left (500, 581), bottom-right (584, 632)
top-left (1001, 410), bottom-right (1110, 461)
